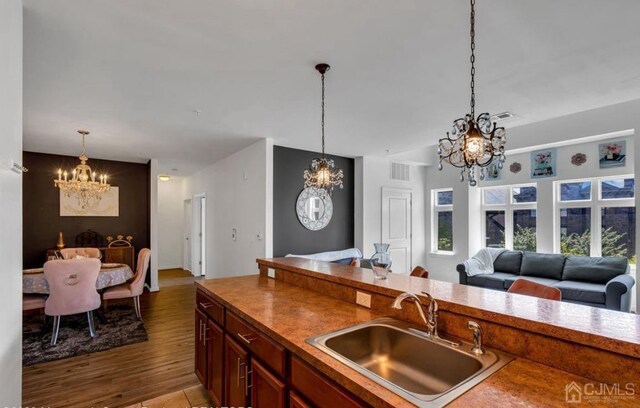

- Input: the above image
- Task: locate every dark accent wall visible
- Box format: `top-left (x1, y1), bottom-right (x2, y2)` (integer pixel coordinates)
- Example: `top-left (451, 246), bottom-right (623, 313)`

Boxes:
top-left (22, 151), bottom-right (150, 268)
top-left (273, 146), bottom-right (354, 257)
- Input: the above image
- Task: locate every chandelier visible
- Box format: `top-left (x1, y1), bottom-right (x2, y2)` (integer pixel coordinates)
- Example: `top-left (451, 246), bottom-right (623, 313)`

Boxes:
top-left (303, 63), bottom-right (344, 196)
top-left (437, 0), bottom-right (507, 186)
top-left (54, 130), bottom-right (111, 209)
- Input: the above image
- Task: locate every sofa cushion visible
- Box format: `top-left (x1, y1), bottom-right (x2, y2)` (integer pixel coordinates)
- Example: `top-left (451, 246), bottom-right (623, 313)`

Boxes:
top-left (562, 256), bottom-right (628, 284)
top-left (467, 272), bottom-right (517, 291)
top-left (493, 251), bottom-right (523, 275)
top-left (520, 252), bottom-right (565, 280)
top-left (553, 281), bottom-right (606, 304)
top-left (503, 276), bottom-right (561, 290)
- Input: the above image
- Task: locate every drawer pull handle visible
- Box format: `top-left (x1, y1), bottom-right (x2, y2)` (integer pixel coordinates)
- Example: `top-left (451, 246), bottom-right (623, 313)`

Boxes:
top-left (199, 302), bottom-right (213, 309)
top-left (238, 333), bottom-right (257, 344)
top-left (245, 364), bottom-right (253, 396)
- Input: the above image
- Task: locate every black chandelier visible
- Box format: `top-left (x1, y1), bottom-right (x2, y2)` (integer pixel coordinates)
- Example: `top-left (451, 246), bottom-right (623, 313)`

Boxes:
top-left (303, 63), bottom-right (344, 195)
top-left (437, 0), bottom-right (507, 186)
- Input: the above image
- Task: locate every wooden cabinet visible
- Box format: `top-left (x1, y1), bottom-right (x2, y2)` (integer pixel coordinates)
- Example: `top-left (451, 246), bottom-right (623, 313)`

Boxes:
top-left (195, 288), bottom-right (366, 408)
top-left (290, 356), bottom-right (366, 408)
top-left (225, 335), bottom-right (249, 408)
top-left (289, 391), bottom-right (312, 408)
top-left (207, 319), bottom-right (224, 406)
top-left (251, 358), bottom-right (286, 408)
top-left (194, 309), bottom-right (208, 385)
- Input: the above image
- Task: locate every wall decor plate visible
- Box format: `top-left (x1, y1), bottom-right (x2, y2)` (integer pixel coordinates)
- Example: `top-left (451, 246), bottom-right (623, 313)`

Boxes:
top-left (296, 187), bottom-right (333, 231)
top-left (571, 153), bottom-right (587, 166)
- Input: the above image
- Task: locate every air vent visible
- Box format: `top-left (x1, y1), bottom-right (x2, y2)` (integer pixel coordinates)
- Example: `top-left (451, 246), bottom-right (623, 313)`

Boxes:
top-left (390, 162), bottom-right (410, 182)
top-left (490, 111), bottom-right (515, 121)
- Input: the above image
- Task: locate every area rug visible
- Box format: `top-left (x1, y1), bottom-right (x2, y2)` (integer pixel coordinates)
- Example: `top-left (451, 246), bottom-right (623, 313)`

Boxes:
top-left (23, 304), bottom-right (148, 366)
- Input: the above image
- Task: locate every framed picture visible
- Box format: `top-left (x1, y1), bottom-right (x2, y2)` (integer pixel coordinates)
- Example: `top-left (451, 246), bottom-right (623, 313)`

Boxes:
top-left (531, 148), bottom-right (557, 179)
top-left (485, 162), bottom-right (501, 181)
top-left (599, 140), bottom-right (626, 168)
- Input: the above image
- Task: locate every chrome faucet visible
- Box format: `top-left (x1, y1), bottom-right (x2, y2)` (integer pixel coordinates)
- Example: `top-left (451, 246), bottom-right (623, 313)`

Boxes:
top-left (391, 292), bottom-right (459, 347)
top-left (467, 320), bottom-right (485, 355)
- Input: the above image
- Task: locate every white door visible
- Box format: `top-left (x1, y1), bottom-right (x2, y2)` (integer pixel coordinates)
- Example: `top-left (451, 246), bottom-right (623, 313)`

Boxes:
top-left (183, 199), bottom-right (192, 271)
top-left (382, 188), bottom-right (412, 275)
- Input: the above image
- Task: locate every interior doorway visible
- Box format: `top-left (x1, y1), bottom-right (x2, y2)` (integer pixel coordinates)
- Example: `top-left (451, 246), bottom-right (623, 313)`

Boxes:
top-left (382, 187), bottom-right (413, 275)
top-left (183, 199), bottom-right (192, 272)
top-left (192, 194), bottom-right (206, 277)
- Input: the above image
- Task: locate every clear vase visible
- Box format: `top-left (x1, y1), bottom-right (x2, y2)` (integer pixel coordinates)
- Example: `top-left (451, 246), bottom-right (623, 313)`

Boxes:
top-left (370, 243), bottom-right (392, 279)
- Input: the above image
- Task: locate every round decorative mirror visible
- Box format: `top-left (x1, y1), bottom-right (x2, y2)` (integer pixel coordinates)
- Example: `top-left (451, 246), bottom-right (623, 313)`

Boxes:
top-left (296, 187), bottom-right (333, 231)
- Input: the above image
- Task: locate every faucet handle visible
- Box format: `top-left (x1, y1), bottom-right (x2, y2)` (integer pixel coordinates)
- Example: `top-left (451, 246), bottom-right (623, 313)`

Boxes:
top-left (467, 320), bottom-right (481, 332)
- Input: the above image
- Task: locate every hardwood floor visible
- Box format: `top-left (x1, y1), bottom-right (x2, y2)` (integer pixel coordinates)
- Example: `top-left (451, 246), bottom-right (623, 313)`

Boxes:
top-left (22, 269), bottom-right (201, 408)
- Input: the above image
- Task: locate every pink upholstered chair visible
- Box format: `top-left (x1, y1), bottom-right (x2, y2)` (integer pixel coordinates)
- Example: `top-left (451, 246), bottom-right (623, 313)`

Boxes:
top-left (102, 248), bottom-right (151, 319)
top-left (60, 247), bottom-right (102, 260)
top-left (44, 258), bottom-right (102, 345)
top-left (507, 278), bottom-right (562, 301)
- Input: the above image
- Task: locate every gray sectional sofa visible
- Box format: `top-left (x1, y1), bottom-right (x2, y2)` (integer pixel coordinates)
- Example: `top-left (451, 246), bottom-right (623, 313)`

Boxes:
top-left (456, 251), bottom-right (635, 312)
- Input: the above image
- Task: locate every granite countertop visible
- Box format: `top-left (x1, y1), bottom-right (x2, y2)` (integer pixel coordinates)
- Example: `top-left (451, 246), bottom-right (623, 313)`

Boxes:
top-left (196, 275), bottom-right (636, 407)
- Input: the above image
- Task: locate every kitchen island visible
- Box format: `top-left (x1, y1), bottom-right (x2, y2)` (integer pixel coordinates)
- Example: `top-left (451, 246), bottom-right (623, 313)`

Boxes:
top-left (194, 258), bottom-right (640, 407)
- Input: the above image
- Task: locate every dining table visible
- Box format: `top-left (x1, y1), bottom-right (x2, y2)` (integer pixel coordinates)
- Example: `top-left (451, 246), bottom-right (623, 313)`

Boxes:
top-left (23, 263), bottom-right (134, 294)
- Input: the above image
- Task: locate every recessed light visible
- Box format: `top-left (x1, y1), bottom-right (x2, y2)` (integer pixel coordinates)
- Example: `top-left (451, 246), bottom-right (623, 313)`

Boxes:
top-left (158, 175), bottom-right (171, 181)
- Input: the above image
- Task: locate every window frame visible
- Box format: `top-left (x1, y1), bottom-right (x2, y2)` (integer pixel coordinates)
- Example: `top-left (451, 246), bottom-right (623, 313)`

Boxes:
top-left (554, 175), bottom-right (635, 257)
top-left (431, 188), bottom-right (454, 254)
top-left (480, 183), bottom-right (537, 250)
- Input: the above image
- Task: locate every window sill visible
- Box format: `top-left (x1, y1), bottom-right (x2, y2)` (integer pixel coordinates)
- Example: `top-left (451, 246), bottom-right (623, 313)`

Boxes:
top-left (429, 251), bottom-right (456, 258)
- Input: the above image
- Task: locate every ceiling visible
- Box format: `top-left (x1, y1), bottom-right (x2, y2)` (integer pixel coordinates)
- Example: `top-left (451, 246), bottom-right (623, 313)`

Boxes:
top-left (23, 0), bottom-right (640, 174)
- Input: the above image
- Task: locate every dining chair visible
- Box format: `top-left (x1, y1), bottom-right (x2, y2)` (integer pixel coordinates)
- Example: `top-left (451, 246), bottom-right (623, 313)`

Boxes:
top-left (60, 247), bottom-right (102, 260)
top-left (102, 248), bottom-right (151, 319)
top-left (507, 278), bottom-right (562, 301)
top-left (44, 258), bottom-right (102, 345)
top-left (410, 266), bottom-right (429, 279)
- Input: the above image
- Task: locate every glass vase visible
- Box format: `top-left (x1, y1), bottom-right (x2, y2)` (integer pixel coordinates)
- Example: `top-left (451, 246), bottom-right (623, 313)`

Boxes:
top-left (370, 243), bottom-right (392, 279)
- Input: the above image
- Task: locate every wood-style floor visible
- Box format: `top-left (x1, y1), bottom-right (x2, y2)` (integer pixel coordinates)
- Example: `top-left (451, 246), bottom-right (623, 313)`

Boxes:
top-left (22, 269), bottom-right (201, 408)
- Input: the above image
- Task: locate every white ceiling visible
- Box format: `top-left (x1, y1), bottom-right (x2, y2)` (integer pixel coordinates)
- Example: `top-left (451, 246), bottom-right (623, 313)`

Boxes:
top-left (23, 0), bottom-right (640, 174)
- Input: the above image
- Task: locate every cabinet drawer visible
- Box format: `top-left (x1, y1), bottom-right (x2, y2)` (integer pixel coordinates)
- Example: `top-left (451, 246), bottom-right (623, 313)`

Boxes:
top-left (290, 356), bottom-right (366, 408)
top-left (226, 311), bottom-right (286, 377)
top-left (196, 290), bottom-right (224, 326)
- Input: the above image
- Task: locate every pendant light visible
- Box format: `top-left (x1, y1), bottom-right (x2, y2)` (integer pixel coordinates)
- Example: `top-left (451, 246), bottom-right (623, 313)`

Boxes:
top-left (303, 63), bottom-right (344, 195)
top-left (437, 0), bottom-right (507, 186)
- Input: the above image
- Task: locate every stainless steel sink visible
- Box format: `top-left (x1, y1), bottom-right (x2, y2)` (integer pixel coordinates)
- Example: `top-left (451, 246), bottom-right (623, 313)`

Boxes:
top-left (307, 317), bottom-right (513, 407)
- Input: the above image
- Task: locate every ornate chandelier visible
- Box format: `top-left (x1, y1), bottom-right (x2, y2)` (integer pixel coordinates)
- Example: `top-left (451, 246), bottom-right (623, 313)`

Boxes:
top-left (54, 130), bottom-right (111, 209)
top-left (303, 63), bottom-right (344, 196)
top-left (437, 0), bottom-right (507, 186)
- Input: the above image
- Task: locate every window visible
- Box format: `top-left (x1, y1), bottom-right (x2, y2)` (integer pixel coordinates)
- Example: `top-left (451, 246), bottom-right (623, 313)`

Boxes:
top-left (432, 189), bottom-right (453, 252)
top-left (556, 177), bottom-right (635, 262)
top-left (481, 185), bottom-right (537, 251)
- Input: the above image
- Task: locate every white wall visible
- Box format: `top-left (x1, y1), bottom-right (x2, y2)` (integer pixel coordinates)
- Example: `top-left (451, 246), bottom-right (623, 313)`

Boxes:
top-left (183, 139), bottom-right (273, 278)
top-left (0, 0), bottom-right (23, 404)
top-left (355, 157), bottom-right (427, 272)
top-left (158, 177), bottom-right (184, 269)
top-left (425, 99), bottom-right (640, 299)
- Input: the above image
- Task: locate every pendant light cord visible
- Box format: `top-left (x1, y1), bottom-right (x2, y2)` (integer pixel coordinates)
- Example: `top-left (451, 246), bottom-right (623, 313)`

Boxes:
top-left (321, 72), bottom-right (326, 158)
top-left (470, 0), bottom-right (476, 119)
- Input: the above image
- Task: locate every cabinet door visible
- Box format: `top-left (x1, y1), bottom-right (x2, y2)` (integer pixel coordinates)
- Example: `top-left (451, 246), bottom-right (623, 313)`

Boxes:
top-left (225, 335), bottom-right (249, 408)
top-left (206, 320), bottom-right (224, 406)
top-left (194, 309), bottom-right (208, 385)
top-left (251, 358), bottom-right (286, 408)
top-left (290, 391), bottom-right (312, 408)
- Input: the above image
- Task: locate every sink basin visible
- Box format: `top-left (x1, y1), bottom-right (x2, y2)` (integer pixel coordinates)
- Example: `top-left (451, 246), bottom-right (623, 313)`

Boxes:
top-left (307, 318), bottom-right (513, 407)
